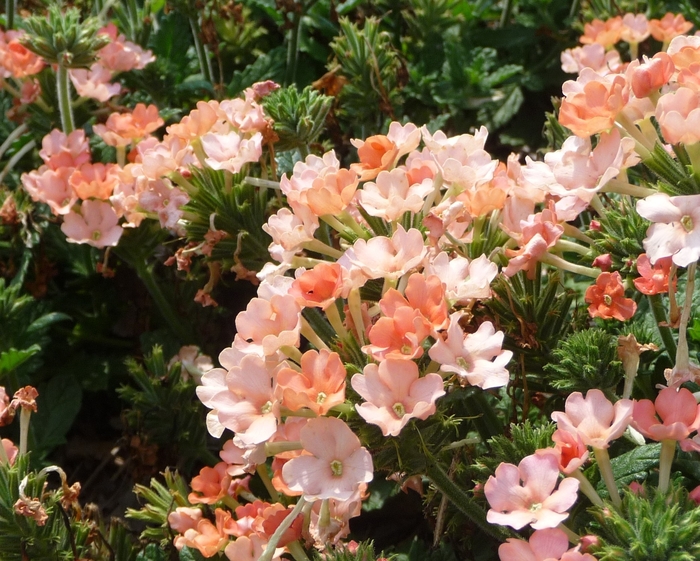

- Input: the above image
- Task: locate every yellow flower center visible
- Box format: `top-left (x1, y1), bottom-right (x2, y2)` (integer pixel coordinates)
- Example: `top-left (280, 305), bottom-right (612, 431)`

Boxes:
top-left (91, 230), bottom-right (101, 240)
top-left (261, 400), bottom-right (273, 414)
top-left (681, 214), bottom-right (694, 232)
top-left (392, 402), bottom-right (406, 418)
top-left (316, 392), bottom-right (327, 404)
top-left (330, 460), bottom-right (343, 477)
top-left (603, 294), bottom-right (613, 306)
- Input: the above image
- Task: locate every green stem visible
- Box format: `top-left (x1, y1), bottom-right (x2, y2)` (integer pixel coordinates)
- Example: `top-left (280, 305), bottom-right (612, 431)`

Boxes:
top-left (5, 0), bottom-right (14, 29)
top-left (594, 447), bottom-right (621, 508)
top-left (0, 123), bottom-right (27, 161)
top-left (131, 258), bottom-right (194, 343)
top-left (571, 468), bottom-right (604, 507)
top-left (554, 239), bottom-right (590, 256)
top-left (325, 302), bottom-right (348, 339)
top-left (648, 293), bottom-right (677, 360)
top-left (189, 16), bottom-right (213, 84)
top-left (557, 523), bottom-right (580, 544)
top-left (0, 140), bottom-right (36, 186)
top-left (284, 8), bottom-right (303, 86)
top-left (286, 540), bottom-right (311, 561)
top-left (56, 63), bottom-right (75, 134)
top-left (658, 439), bottom-right (676, 494)
top-left (19, 409), bottom-right (31, 456)
top-left (257, 464), bottom-right (280, 503)
top-left (303, 239), bottom-right (343, 259)
top-left (425, 460), bottom-right (509, 541)
top-left (0, 438), bottom-right (9, 464)
top-left (539, 253), bottom-right (600, 278)
top-left (676, 262), bottom-right (696, 373)
top-left (498, 0), bottom-right (512, 28)
top-left (602, 178), bottom-right (658, 198)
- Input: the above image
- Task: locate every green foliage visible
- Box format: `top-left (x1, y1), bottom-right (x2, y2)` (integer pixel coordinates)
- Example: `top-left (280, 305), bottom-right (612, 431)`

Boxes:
top-left (183, 168), bottom-right (273, 274)
top-left (263, 85), bottom-right (333, 152)
top-left (472, 420), bottom-right (556, 477)
top-left (590, 197), bottom-right (648, 273)
top-left (20, 4), bottom-right (109, 67)
top-left (608, 443), bottom-right (663, 490)
top-left (591, 483), bottom-right (700, 560)
top-left (312, 540), bottom-right (385, 561)
top-left (127, 468), bottom-right (192, 545)
top-left (544, 328), bottom-right (624, 394)
top-left (330, 17), bottom-right (402, 135)
top-left (118, 346), bottom-right (213, 471)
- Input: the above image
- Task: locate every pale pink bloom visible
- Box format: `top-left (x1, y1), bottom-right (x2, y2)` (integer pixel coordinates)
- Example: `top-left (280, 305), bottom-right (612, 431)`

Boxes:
top-left (627, 53), bottom-right (675, 99)
top-left (22, 167), bottom-right (77, 215)
top-left (168, 345), bottom-right (213, 383)
top-left (39, 129), bottom-right (91, 170)
top-left (304, 167), bottom-right (359, 217)
top-left (1, 439), bottom-right (17, 465)
top-left (138, 179), bottom-right (189, 230)
top-left (561, 44), bottom-right (622, 75)
top-left (351, 359), bottom-right (445, 436)
top-left (97, 23), bottom-right (155, 72)
top-left (69, 63), bottom-right (121, 102)
top-left (551, 389), bottom-right (633, 449)
top-left (429, 313), bottom-right (512, 389)
top-left (200, 354), bottom-right (279, 446)
top-left (580, 17), bottom-right (622, 48)
top-left (620, 13), bottom-right (650, 44)
top-left (70, 163), bottom-right (120, 200)
top-left (276, 349), bottom-right (346, 415)
top-left (263, 208), bottom-right (318, 257)
top-left (422, 198), bottom-right (472, 247)
top-left (19, 79), bottom-right (40, 105)
top-left (379, 273), bottom-right (448, 333)
top-left (386, 121), bottom-right (421, 158)
top-left (498, 528), bottom-right (596, 561)
top-left (61, 200), bottom-right (123, 248)
top-left (485, 453), bottom-right (579, 530)
top-left (650, 13), bottom-right (694, 43)
top-left (559, 69), bottom-right (629, 138)
top-left (218, 97), bottom-right (268, 133)
top-left (522, 128), bottom-right (638, 204)
top-left (655, 87), bottom-right (700, 145)
top-left (504, 204), bottom-right (564, 278)
top-left (219, 438), bottom-right (265, 476)
top-left (249, 80), bottom-right (280, 100)
top-left (339, 225), bottom-right (427, 282)
top-left (168, 507), bottom-right (203, 534)
top-left (196, 367), bottom-right (228, 438)
top-left (358, 167), bottom-right (434, 221)
top-left (423, 252), bottom-right (497, 304)
top-left (233, 295), bottom-right (301, 357)
top-left (224, 534), bottom-right (281, 561)
top-left (633, 386), bottom-right (700, 442)
top-left (636, 192), bottom-right (700, 267)
top-left (306, 485), bottom-right (366, 547)
top-left (349, 122), bottom-right (420, 181)
top-left (201, 131), bottom-right (263, 173)
top-left (282, 416), bottom-right (373, 501)
top-left (667, 36), bottom-right (700, 69)
top-left (139, 136), bottom-right (197, 180)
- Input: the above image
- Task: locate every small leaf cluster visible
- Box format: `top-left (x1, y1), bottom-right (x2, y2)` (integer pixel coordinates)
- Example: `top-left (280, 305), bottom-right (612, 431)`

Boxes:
top-left (544, 328), bottom-right (623, 394)
top-left (590, 483), bottom-right (700, 560)
top-left (20, 5), bottom-right (109, 67)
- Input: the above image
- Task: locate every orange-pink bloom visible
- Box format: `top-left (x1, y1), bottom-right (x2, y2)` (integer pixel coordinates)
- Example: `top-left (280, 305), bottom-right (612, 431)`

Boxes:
top-left (61, 200), bottom-right (123, 248)
top-left (649, 13), bottom-right (694, 43)
top-left (633, 386), bottom-right (700, 442)
top-left (634, 254), bottom-right (674, 295)
top-left (585, 271), bottom-right (637, 321)
top-left (498, 528), bottom-right (597, 561)
top-left (289, 262), bottom-right (344, 310)
top-left (580, 17), bottom-right (622, 48)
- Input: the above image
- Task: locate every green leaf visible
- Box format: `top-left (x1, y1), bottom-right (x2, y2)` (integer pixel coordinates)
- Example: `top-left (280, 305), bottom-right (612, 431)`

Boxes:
top-left (31, 375), bottom-right (83, 457)
top-left (0, 346), bottom-right (40, 376)
top-left (609, 443), bottom-right (662, 488)
top-left (137, 544), bottom-right (168, 561)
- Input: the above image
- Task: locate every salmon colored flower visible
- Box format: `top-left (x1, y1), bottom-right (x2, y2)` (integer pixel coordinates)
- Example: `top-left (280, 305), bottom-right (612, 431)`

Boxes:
top-left (61, 200), bottom-right (123, 248)
top-left (351, 359), bottom-right (445, 436)
top-left (667, 36), bottom-right (700, 71)
top-left (97, 23), bottom-right (155, 72)
top-left (22, 167), bottom-right (77, 216)
top-left (167, 100), bottom-right (220, 141)
top-left (168, 507), bottom-right (203, 534)
top-left (561, 44), bottom-right (622, 75)
top-left (363, 305), bottom-right (432, 361)
top-left (357, 167), bottom-right (433, 221)
top-left (282, 416), bottom-right (373, 501)
top-left (289, 262), bottom-right (344, 310)
top-left (174, 508), bottom-right (233, 557)
top-left (627, 53), bottom-right (675, 99)
top-left (69, 64), bottom-right (121, 102)
top-left (350, 122), bottom-right (420, 181)
top-left (580, 17), bottom-right (622, 48)
top-left (0, 32), bottom-right (45, 77)
top-left (649, 13), bottom-right (694, 43)
top-left (224, 534), bottom-right (278, 561)
top-left (633, 386), bottom-right (700, 442)
top-left (93, 104), bottom-right (164, 147)
top-left (70, 163), bottom-right (120, 200)
top-left (188, 462), bottom-right (232, 504)
top-left (379, 273), bottom-right (448, 333)
top-left (485, 453), bottom-right (579, 530)
top-left (655, 87), bottom-right (700, 145)
top-left (39, 129), bottom-right (91, 170)
top-left (559, 69), bottom-right (629, 138)
top-left (551, 389), bottom-right (633, 450)
top-left (276, 349), bottom-right (346, 415)
top-left (504, 204), bottom-right (564, 278)
top-left (550, 429), bottom-right (589, 474)
top-left (620, 13), bottom-right (650, 45)
top-left (585, 271), bottom-right (637, 321)
top-left (233, 294), bottom-right (301, 357)
top-left (634, 254), bottom-right (674, 295)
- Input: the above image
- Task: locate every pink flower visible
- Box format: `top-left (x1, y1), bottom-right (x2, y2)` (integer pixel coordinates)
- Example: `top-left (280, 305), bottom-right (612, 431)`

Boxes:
top-left (650, 13), bottom-right (694, 43)
top-left (138, 179), bottom-right (189, 230)
top-left (485, 453), bottom-right (579, 530)
top-left (561, 43), bottom-right (622, 75)
top-left (620, 13), bottom-right (650, 44)
top-left (201, 131), bottom-right (263, 173)
top-left (636, 193), bottom-right (700, 267)
top-left (585, 271), bottom-right (637, 321)
top-left (39, 129), bottom-right (91, 170)
top-left (351, 359), bottom-right (445, 436)
top-left (498, 528), bottom-right (596, 561)
top-left (550, 429), bottom-right (589, 474)
top-left (357, 167), bottom-right (433, 221)
top-left (655, 87), bottom-right (700, 145)
top-left (168, 507), bottom-right (203, 534)
top-left (627, 53), bottom-right (674, 99)
top-left (429, 313), bottom-right (512, 389)
top-left (423, 252), bottom-right (497, 303)
top-left (551, 389), bottom-right (633, 449)
top-left (289, 262), bottom-right (344, 310)
top-left (633, 386), bottom-right (700, 442)
top-left (69, 64), bottom-right (121, 102)
top-left (634, 254), bottom-right (674, 295)
top-left (282, 417), bottom-right (373, 501)
top-left (233, 295), bottom-right (301, 357)
top-left (97, 23), bottom-right (155, 72)
top-left (363, 305), bottom-right (432, 361)
top-left (61, 200), bottom-right (123, 248)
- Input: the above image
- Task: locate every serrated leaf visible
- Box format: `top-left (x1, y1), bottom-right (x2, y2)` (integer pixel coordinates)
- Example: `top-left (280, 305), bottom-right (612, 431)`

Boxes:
top-left (137, 544), bottom-right (168, 561)
top-left (609, 443), bottom-right (662, 488)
